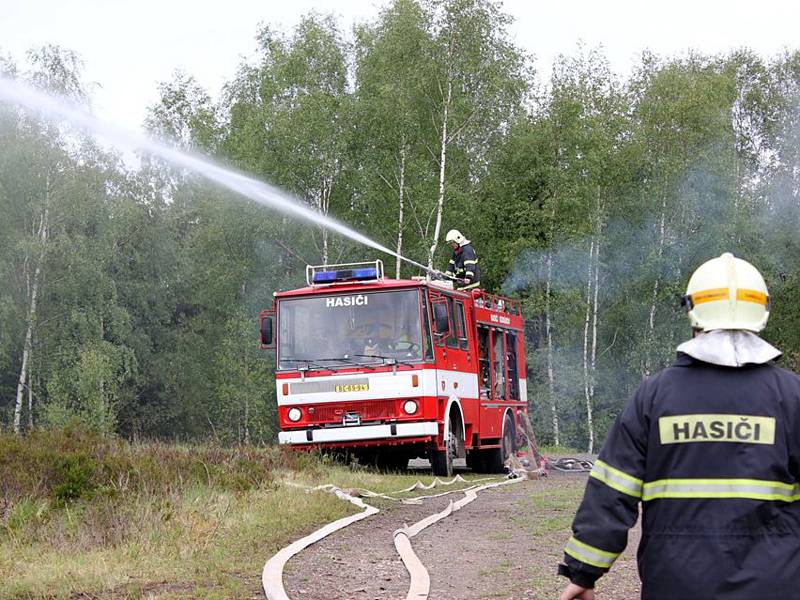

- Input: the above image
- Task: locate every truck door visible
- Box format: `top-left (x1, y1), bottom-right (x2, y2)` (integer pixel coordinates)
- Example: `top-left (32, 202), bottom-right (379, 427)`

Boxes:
top-left (428, 290), bottom-right (477, 432)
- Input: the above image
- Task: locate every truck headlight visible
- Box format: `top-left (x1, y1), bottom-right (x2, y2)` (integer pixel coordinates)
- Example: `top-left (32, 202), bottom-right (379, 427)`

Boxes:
top-left (403, 400), bottom-right (418, 415)
top-left (287, 407), bottom-right (302, 422)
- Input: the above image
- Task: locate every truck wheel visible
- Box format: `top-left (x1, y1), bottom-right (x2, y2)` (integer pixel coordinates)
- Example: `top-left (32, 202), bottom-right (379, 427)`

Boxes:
top-left (430, 418), bottom-right (458, 477)
top-left (484, 414), bottom-right (515, 473)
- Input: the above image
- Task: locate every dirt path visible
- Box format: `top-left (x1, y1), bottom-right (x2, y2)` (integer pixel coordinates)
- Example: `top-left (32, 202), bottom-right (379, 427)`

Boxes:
top-left (282, 471), bottom-right (642, 600)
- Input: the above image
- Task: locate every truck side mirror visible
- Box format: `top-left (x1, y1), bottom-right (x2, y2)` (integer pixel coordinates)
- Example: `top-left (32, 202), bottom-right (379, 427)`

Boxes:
top-left (260, 315), bottom-right (274, 347)
top-left (433, 302), bottom-right (449, 336)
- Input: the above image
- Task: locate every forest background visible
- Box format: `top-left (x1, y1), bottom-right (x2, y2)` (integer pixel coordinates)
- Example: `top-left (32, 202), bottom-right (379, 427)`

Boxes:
top-left (3, 0), bottom-right (800, 452)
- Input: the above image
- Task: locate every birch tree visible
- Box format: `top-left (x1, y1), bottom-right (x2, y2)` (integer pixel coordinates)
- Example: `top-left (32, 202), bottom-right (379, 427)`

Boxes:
top-left (422, 0), bottom-right (528, 268)
top-left (541, 49), bottom-right (625, 449)
top-left (353, 0), bottom-right (433, 276)
top-left (4, 48), bottom-right (86, 432)
top-left (13, 176), bottom-right (48, 432)
top-left (225, 16), bottom-right (352, 266)
top-left (632, 56), bottom-right (740, 374)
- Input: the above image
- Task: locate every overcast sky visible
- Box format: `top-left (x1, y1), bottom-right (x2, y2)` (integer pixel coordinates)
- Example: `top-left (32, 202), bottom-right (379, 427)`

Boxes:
top-left (2, 0), bottom-right (799, 130)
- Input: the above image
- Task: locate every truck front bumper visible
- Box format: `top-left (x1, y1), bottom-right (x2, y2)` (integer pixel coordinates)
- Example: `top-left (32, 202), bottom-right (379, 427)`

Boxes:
top-left (278, 421), bottom-right (439, 445)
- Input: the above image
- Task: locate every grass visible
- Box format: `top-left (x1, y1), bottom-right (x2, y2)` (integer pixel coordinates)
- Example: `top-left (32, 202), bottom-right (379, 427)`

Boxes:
top-left (538, 444), bottom-right (585, 456)
top-left (478, 558), bottom-right (514, 577)
top-left (2, 484), bottom-right (349, 599)
top-left (0, 428), bottom-right (496, 599)
top-left (511, 483), bottom-right (585, 538)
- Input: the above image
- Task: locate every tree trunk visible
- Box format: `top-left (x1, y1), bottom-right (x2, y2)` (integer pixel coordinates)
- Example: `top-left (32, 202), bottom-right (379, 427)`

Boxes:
top-left (241, 284), bottom-right (251, 445)
top-left (644, 194), bottom-right (667, 376)
top-left (395, 142), bottom-right (407, 279)
top-left (321, 185), bottom-right (329, 266)
top-left (583, 239), bottom-right (596, 454)
top-left (586, 190), bottom-right (604, 453)
top-left (319, 171), bottom-right (334, 265)
top-left (27, 369), bottom-right (34, 430)
top-left (545, 250), bottom-right (559, 446)
top-left (428, 73), bottom-right (452, 270)
top-left (15, 202), bottom-right (48, 434)
top-left (244, 337), bottom-right (250, 446)
top-left (590, 239), bottom-right (600, 398)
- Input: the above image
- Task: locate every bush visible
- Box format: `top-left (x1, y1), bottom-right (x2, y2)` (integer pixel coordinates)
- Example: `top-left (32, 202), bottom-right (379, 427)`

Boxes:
top-left (52, 454), bottom-right (97, 505)
top-left (0, 426), bottom-right (281, 514)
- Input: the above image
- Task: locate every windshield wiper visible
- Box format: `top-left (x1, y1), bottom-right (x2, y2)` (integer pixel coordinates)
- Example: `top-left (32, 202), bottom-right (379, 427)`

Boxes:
top-left (313, 357), bottom-right (377, 371)
top-left (281, 358), bottom-right (332, 371)
top-left (353, 354), bottom-right (415, 369)
top-left (281, 356), bottom-right (379, 371)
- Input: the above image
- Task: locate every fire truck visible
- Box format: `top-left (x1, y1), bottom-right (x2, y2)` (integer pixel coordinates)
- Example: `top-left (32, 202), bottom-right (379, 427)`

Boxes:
top-left (259, 260), bottom-right (528, 476)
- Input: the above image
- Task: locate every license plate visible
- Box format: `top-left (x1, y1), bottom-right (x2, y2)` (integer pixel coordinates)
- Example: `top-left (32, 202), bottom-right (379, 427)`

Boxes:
top-left (343, 413), bottom-right (361, 426)
top-left (335, 383), bottom-right (369, 393)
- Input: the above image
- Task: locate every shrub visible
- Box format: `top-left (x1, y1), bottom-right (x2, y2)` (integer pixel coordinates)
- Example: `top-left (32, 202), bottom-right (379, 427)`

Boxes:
top-left (0, 426), bottom-right (281, 515)
top-left (52, 454), bottom-right (97, 505)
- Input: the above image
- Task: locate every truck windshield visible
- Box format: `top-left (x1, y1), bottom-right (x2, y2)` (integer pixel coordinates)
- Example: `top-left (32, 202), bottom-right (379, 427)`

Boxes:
top-left (278, 289), bottom-right (424, 370)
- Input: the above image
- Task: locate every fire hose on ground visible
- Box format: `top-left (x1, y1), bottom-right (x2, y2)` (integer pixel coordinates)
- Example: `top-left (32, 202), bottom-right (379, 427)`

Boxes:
top-left (262, 413), bottom-right (590, 600)
top-left (392, 475), bottom-right (526, 600)
top-left (262, 473), bottom-right (525, 600)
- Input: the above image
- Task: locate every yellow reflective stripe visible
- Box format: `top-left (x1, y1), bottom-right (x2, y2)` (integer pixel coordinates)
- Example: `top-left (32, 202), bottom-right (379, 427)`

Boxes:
top-left (465, 270), bottom-right (475, 276)
top-left (691, 288), bottom-right (728, 305)
top-left (448, 259), bottom-right (455, 264)
top-left (691, 288), bottom-right (768, 307)
top-left (642, 478), bottom-right (800, 502)
top-left (590, 459), bottom-right (642, 498)
top-left (737, 289), bottom-right (768, 306)
top-left (564, 536), bottom-right (619, 569)
top-left (463, 259), bottom-right (478, 265)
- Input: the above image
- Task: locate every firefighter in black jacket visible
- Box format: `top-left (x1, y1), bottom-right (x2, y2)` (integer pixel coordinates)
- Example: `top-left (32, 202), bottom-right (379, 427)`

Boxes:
top-left (559, 252), bottom-right (800, 600)
top-left (444, 229), bottom-right (480, 291)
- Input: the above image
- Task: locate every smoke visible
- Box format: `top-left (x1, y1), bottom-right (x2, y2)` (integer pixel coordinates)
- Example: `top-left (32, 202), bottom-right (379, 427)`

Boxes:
top-left (502, 146), bottom-right (780, 448)
top-left (502, 217), bottom-right (690, 297)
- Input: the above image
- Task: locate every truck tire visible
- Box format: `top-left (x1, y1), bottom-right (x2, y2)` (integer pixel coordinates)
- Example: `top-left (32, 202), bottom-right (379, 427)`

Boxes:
top-left (430, 418), bottom-right (458, 477)
top-left (430, 447), bottom-right (453, 477)
top-left (483, 414), bottom-right (515, 473)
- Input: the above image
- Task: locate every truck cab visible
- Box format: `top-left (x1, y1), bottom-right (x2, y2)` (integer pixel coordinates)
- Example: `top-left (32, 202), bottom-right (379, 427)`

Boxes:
top-left (260, 260), bottom-right (527, 475)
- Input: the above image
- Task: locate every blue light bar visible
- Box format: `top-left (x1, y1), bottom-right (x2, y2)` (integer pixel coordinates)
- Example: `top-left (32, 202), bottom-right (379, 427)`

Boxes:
top-left (312, 271), bottom-right (338, 283)
top-left (308, 263), bottom-right (382, 285)
top-left (352, 267), bottom-right (378, 280)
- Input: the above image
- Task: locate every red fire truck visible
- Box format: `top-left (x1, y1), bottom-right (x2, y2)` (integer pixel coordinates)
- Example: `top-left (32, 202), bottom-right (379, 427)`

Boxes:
top-left (260, 260), bottom-right (528, 476)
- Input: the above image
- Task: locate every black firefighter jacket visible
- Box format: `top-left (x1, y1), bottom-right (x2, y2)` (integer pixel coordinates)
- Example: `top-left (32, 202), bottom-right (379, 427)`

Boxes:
top-left (562, 353), bottom-right (800, 600)
top-left (445, 243), bottom-right (480, 290)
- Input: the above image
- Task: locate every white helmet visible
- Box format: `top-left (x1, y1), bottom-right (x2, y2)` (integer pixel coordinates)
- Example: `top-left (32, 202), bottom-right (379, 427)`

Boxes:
top-left (683, 252), bottom-right (770, 332)
top-left (445, 229), bottom-right (469, 246)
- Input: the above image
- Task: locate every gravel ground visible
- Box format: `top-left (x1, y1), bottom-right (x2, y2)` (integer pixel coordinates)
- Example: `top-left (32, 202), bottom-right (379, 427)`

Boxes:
top-left (282, 466), bottom-right (643, 600)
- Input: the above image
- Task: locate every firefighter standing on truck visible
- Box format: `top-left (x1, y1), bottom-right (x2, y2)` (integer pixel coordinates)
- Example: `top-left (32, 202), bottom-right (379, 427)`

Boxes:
top-left (444, 229), bottom-right (480, 291)
top-left (558, 252), bottom-right (800, 600)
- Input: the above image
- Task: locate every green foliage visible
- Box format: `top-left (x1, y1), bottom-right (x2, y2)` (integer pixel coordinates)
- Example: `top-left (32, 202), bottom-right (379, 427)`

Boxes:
top-left (5, 497), bottom-right (48, 532)
top-left (3, 7), bottom-right (800, 453)
top-left (0, 427), bottom-right (281, 512)
top-left (52, 454), bottom-right (97, 505)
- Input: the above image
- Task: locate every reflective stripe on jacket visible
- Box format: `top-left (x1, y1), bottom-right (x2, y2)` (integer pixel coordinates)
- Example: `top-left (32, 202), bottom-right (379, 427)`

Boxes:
top-left (563, 353), bottom-right (800, 599)
top-left (445, 243), bottom-right (480, 290)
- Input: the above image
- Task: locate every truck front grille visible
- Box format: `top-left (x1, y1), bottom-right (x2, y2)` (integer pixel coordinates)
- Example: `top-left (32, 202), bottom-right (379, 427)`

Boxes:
top-left (308, 399), bottom-right (396, 424)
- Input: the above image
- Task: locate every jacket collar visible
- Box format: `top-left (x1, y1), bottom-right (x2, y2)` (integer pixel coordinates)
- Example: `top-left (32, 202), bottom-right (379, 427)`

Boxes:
top-left (676, 330), bottom-right (781, 368)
